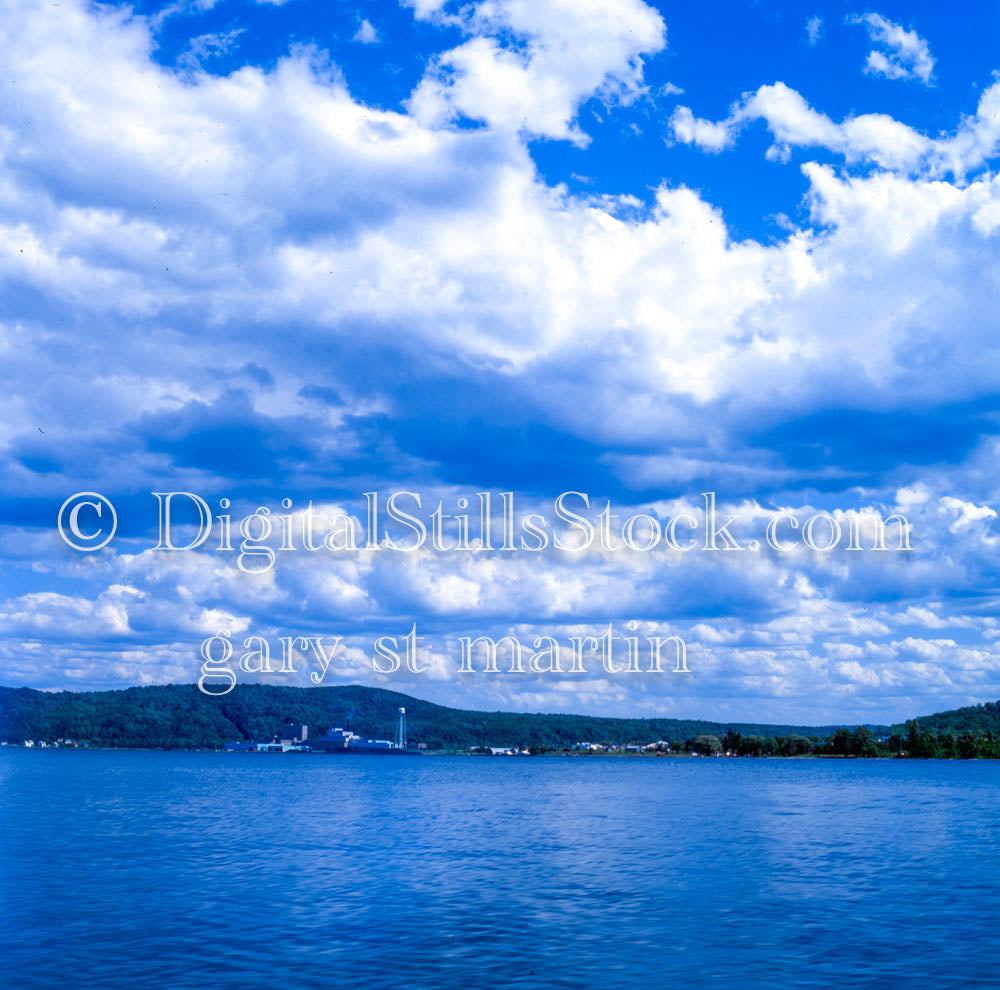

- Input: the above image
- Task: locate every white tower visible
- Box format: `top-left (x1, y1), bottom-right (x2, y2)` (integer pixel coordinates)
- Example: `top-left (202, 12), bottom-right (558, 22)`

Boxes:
top-left (395, 707), bottom-right (407, 750)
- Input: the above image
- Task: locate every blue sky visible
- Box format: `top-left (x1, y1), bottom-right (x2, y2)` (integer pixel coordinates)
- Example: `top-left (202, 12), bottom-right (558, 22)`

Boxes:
top-left (2, 0), bottom-right (1000, 723)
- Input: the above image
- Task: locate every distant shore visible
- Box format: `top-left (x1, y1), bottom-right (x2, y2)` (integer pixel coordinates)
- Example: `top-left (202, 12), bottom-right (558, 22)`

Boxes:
top-left (4, 682), bottom-right (1000, 759)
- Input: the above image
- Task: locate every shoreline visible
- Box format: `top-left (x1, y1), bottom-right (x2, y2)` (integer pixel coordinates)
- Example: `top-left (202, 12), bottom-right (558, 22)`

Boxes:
top-left (2, 746), bottom-right (995, 761)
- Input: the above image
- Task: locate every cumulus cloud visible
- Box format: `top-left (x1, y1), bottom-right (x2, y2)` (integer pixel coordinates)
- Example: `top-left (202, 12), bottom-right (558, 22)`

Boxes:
top-left (1, 0), bottom-right (1000, 719)
top-left (669, 105), bottom-right (734, 151)
top-left (406, 0), bottom-right (666, 144)
top-left (848, 12), bottom-right (935, 85)
top-left (670, 78), bottom-right (1000, 177)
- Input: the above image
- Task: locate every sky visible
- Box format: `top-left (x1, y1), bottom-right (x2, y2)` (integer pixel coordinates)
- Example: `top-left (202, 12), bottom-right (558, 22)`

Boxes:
top-left (2, 0), bottom-right (1000, 724)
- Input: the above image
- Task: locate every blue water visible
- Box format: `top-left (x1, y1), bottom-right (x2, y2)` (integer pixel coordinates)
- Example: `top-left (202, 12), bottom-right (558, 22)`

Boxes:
top-left (2, 752), bottom-right (999, 989)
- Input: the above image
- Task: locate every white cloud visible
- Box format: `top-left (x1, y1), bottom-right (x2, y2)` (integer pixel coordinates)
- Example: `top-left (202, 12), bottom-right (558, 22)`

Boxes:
top-left (406, 0), bottom-right (666, 144)
top-left (177, 28), bottom-right (245, 71)
top-left (805, 16), bottom-right (822, 46)
top-left (848, 12), bottom-right (935, 85)
top-left (670, 82), bottom-right (931, 170)
top-left (353, 19), bottom-right (379, 44)
top-left (669, 105), bottom-right (735, 151)
top-left (2, 0), bottom-right (1000, 717)
top-left (939, 497), bottom-right (998, 533)
top-left (670, 78), bottom-right (1000, 177)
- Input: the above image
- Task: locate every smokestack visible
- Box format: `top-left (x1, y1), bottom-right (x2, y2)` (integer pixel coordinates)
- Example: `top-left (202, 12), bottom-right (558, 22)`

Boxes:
top-left (395, 707), bottom-right (407, 750)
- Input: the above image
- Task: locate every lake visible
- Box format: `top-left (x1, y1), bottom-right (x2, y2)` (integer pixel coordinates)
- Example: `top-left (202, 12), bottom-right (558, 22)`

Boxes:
top-left (2, 751), bottom-right (998, 989)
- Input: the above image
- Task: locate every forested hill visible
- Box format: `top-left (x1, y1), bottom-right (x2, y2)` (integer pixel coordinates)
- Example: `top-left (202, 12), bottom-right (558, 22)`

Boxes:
top-left (892, 700), bottom-right (1000, 737)
top-left (1, 682), bottom-right (874, 750)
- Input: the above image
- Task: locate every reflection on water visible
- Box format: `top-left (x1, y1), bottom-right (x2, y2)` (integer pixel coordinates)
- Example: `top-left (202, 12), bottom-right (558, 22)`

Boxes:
top-left (2, 752), bottom-right (998, 989)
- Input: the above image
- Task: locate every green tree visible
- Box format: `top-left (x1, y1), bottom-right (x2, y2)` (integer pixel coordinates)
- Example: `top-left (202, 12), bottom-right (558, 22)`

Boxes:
top-left (781, 734), bottom-right (813, 756)
top-left (723, 730), bottom-right (742, 754)
top-left (852, 726), bottom-right (879, 758)
top-left (830, 727), bottom-right (854, 756)
top-left (905, 719), bottom-right (925, 758)
top-left (738, 735), bottom-right (766, 756)
top-left (692, 734), bottom-right (722, 756)
top-left (957, 733), bottom-right (980, 759)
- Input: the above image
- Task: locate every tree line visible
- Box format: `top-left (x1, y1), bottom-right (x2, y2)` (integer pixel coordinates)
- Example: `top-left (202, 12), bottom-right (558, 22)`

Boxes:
top-left (684, 721), bottom-right (1000, 758)
top-left (3, 683), bottom-right (1000, 757)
